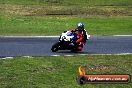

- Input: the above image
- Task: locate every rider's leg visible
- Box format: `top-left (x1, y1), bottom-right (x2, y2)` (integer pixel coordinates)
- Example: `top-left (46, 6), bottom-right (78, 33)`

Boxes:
top-left (77, 43), bottom-right (83, 51)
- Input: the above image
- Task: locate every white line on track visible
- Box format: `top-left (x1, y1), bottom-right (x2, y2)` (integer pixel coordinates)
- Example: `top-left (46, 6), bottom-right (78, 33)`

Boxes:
top-left (116, 53), bottom-right (132, 55)
top-left (23, 56), bottom-right (33, 58)
top-left (64, 55), bottom-right (74, 56)
top-left (0, 35), bottom-right (132, 38)
top-left (0, 57), bottom-right (14, 60)
top-left (79, 53), bottom-right (132, 56)
top-left (113, 35), bottom-right (132, 36)
top-left (78, 54), bottom-right (89, 56)
top-left (50, 53), bottom-right (132, 57)
top-left (0, 53), bottom-right (132, 59)
top-left (0, 36), bottom-right (59, 38)
top-left (51, 55), bottom-right (61, 56)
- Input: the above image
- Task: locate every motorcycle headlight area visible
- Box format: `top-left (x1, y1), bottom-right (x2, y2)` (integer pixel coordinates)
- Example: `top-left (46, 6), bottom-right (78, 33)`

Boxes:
top-left (62, 36), bottom-right (66, 39)
top-left (61, 36), bottom-right (71, 41)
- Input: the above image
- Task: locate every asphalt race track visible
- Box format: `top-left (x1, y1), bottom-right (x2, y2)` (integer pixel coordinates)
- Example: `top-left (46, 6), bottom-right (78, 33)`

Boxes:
top-left (0, 36), bottom-right (132, 57)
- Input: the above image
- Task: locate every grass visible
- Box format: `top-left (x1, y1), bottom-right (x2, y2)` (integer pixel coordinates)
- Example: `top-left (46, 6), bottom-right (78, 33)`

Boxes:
top-left (0, 15), bottom-right (132, 35)
top-left (0, 0), bottom-right (132, 35)
top-left (0, 55), bottom-right (132, 88)
top-left (0, 0), bottom-right (132, 6)
top-left (0, 1), bottom-right (131, 88)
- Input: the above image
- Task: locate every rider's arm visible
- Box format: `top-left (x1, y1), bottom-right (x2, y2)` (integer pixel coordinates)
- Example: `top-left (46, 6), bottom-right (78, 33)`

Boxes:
top-left (83, 29), bottom-right (90, 40)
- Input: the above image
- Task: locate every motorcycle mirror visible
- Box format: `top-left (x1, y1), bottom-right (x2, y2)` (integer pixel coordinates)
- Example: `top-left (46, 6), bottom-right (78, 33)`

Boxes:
top-left (63, 31), bottom-right (67, 33)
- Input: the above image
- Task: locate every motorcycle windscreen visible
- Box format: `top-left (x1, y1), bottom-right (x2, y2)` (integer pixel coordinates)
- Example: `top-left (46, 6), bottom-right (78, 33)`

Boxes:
top-left (66, 31), bottom-right (73, 36)
top-left (66, 31), bottom-right (77, 41)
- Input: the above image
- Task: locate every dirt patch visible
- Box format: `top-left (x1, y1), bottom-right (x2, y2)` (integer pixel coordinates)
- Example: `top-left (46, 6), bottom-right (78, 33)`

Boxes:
top-left (1, 4), bottom-right (132, 16)
top-left (0, 4), bottom-right (35, 16)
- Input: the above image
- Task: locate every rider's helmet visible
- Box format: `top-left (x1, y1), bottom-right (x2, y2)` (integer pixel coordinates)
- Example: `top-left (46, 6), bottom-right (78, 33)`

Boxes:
top-left (77, 22), bottom-right (84, 31)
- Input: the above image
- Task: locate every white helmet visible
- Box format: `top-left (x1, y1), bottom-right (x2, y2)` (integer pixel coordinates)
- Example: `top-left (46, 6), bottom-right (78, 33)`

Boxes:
top-left (77, 22), bottom-right (84, 30)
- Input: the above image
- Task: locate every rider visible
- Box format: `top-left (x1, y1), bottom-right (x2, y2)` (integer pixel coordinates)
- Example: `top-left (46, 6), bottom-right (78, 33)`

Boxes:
top-left (70, 22), bottom-right (88, 51)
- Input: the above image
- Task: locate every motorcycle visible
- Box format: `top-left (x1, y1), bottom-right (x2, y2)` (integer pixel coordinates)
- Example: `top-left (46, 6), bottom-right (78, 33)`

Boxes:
top-left (51, 31), bottom-right (90, 52)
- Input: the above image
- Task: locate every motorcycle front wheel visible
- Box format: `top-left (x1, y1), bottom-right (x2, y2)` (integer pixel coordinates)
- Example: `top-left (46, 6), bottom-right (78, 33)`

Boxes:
top-left (51, 42), bottom-right (61, 52)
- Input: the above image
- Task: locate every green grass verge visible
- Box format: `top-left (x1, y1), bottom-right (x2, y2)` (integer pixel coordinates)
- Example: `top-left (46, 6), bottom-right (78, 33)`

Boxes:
top-left (0, 55), bottom-right (132, 88)
top-left (0, 0), bottom-right (132, 35)
top-left (0, 15), bottom-right (132, 35)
